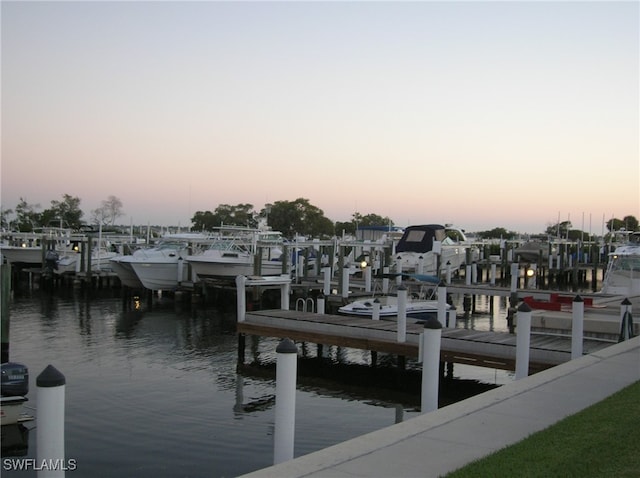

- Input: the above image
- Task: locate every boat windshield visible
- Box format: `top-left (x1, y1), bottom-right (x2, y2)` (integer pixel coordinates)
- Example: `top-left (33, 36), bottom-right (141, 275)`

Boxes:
top-left (611, 255), bottom-right (640, 272)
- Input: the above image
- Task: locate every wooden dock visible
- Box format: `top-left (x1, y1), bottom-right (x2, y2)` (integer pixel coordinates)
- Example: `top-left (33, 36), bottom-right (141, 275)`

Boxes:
top-left (237, 309), bottom-right (612, 373)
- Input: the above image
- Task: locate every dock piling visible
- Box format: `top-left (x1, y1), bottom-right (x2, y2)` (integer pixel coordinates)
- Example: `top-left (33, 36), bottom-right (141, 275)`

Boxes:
top-left (421, 318), bottom-right (442, 413)
top-left (274, 338), bottom-right (298, 465)
top-left (515, 303), bottom-right (532, 380)
top-left (571, 295), bottom-right (584, 359)
top-left (36, 364), bottom-right (66, 477)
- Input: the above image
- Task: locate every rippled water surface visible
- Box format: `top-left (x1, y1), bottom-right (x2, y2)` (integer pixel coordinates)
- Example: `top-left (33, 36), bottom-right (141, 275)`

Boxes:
top-left (2, 284), bottom-right (556, 477)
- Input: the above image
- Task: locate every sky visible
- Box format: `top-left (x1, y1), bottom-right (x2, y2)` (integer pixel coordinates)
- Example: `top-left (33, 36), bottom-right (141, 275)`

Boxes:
top-left (1, 1), bottom-right (639, 235)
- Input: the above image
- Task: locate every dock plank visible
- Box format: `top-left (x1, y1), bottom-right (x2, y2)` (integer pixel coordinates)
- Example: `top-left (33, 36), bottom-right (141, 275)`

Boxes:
top-left (238, 310), bottom-right (611, 372)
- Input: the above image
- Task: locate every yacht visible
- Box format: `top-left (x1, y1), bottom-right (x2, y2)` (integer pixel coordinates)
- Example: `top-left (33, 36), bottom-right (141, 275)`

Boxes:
top-left (601, 232), bottom-right (640, 296)
top-left (186, 227), bottom-right (285, 280)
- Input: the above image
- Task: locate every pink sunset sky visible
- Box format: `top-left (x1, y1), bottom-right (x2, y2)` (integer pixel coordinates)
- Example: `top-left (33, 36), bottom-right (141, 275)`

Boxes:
top-left (2, 1), bottom-right (638, 235)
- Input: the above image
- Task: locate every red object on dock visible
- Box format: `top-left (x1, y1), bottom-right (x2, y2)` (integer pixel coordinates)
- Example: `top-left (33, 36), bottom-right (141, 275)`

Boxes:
top-left (522, 294), bottom-right (593, 311)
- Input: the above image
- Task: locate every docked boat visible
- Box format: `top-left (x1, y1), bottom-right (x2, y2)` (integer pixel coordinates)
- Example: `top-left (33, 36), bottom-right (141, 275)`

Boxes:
top-left (112, 233), bottom-right (212, 291)
top-left (393, 224), bottom-right (475, 276)
top-left (601, 232), bottom-right (640, 296)
top-left (1, 362), bottom-right (29, 426)
top-left (56, 240), bottom-right (119, 275)
top-left (0, 227), bottom-right (74, 266)
top-left (186, 228), bottom-right (285, 280)
top-left (338, 295), bottom-right (446, 321)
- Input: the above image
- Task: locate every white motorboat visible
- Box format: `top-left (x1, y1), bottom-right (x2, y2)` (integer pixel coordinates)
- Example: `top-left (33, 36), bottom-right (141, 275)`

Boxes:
top-left (0, 362), bottom-right (29, 426)
top-left (393, 224), bottom-right (475, 276)
top-left (56, 240), bottom-right (119, 275)
top-left (113, 233), bottom-right (212, 291)
top-left (0, 228), bottom-right (73, 266)
top-left (186, 228), bottom-right (285, 280)
top-left (338, 295), bottom-right (446, 321)
top-left (601, 232), bottom-right (640, 296)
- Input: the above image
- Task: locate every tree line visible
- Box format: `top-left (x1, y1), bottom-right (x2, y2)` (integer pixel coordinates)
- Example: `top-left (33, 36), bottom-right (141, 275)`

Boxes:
top-left (1, 194), bottom-right (637, 241)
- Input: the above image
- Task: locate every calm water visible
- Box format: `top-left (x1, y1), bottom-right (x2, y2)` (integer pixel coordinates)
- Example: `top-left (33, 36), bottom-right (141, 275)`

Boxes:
top-left (1, 283), bottom-right (552, 477)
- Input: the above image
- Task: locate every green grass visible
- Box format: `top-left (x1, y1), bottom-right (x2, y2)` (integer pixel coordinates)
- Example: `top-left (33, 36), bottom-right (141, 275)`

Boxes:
top-left (445, 380), bottom-right (640, 478)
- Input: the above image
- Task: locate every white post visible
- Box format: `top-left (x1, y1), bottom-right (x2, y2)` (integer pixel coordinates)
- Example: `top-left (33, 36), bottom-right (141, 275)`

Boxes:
top-left (273, 338), bottom-right (298, 465)
top-left (437, 282), bottom-right (447, 328)
top-left (417, 255), bottom-right (424, 275)
top-left (571, 295), bottom-right (584, 359)
top-left (364, 264), bottom-right (372, 293)
top-left (445, 261), bottom-right (452, 285)
top-left (510, 262), bottom-right (519, 294)
top-left (372, 298), bottom-right (381, 321)
top-left (281, 281), bottom-right (290, 311)
top-left (515, 303), bottom-right (532, 380)
top-left (465, 264), bottom-right (472, 285)
top-left (236, 275), bottom-right (247, 323)
top-left (382, 266), bottom-right (390, 294)
top-left (341, 265), bottom-right (350, 298)
top-left (471, 262), bottom-right (478, 284)
top-left (421, 318), bottom-right (442, 413)
top-left (177, 257), bottom-right (184, 284)
top-left (316, 294), bottom-right (325, 315)
top-left (322, 267), bottom-right (331, 296)
top-left (397, 285), bottom-right (407, 343)
top-left (37, 365), bottom-right (66, 478)
top-left (395, 260), bottom-right (403, 286)
top-left (447, 305), bottom-right (457, 329)
top-left (490, 262), bottom-right (496, 285)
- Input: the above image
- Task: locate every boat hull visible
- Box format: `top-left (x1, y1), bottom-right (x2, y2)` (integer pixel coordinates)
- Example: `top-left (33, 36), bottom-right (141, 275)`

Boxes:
top-left (187, 256), bottom-right (284, 279)
top-left (110, 257), bottom-right (144, 288)
top-left (129, 260), bottom-right (190, 291)
top-left (0, 397), bottom-right (28, 426)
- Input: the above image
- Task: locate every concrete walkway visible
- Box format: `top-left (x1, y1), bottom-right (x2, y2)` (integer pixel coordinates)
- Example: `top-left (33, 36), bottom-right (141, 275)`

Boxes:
top-left (239, 336), bottom-right (640, 478)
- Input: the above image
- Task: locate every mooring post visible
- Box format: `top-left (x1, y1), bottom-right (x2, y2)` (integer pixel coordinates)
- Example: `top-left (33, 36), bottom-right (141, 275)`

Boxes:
top-left (471, 262), bottom-right (478, 284)
top-left (316, 293), bottom-right (325, 315)
top-left (281, 280), bottom-right (290, 311)
top-left (37, 365), bottom-right (66, 478)
top-left (447, 305), bottom-right (457, 329)
top-left (382, 266), bottom-right (390, 294)
top-left (395, 260), bottom-right (403, 287)
top-left (515, 303), bottom-right (532, 380)
top-left (341, 265), bottom-right (350, 298)
top-left (235, 275), bottom-right (247, 322)
top-left (421, 317), bottom-right (442, 413)
top-left (274, 338), bottom-right (298, 465)
top-left (490, 262), bottom-right (496, 285)
top-left (397, 285), bottom-right (407, 342)
top-left (571, 295), bottom-right (584, 359)
top-left (445, 261), bottom-right (452, 285)
top-left (364, 263), bottom-right (372, 292)
top-left (1, 263), bottom-right (10, 363)
top-left (437, 282), bottom-right (447, 327)
top-left (510, 262), bottom-right (519, 296)
top-left (322, 267), bottom-right (331, 296)
top-left (465, 264), bottom-right (471, 285)
top-left (372, 298), bottom-right (381, 321)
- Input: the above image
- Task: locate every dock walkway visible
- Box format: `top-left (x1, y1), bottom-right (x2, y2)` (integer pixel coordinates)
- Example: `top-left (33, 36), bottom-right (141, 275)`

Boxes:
top-left (239, 336), bottom-right (640, 478)
top-left (238, 310), bottom-right (611, 371)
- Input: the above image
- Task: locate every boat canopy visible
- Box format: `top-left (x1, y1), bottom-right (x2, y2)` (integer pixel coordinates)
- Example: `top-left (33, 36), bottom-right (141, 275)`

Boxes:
top-left (395, 225), bottom-right (447, 254)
